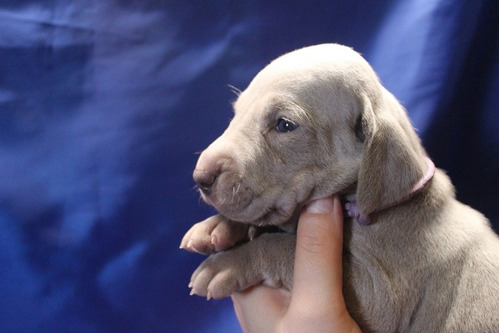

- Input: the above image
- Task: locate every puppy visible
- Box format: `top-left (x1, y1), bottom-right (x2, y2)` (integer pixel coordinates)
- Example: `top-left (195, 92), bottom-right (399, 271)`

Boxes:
top-left (180, 44), bottom-right (499, 332)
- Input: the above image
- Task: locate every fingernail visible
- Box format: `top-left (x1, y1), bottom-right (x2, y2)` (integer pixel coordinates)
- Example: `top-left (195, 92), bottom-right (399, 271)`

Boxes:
top-left (306, 196), bottom-right (334, 214)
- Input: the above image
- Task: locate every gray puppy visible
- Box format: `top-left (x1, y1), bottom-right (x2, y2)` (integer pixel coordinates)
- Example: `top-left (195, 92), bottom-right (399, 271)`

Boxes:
top-left (180, 44), bottom-right (499, 332)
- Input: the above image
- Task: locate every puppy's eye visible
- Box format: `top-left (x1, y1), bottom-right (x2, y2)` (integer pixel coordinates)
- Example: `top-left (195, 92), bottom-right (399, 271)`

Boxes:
top-left (275, 118), bottom-right (298, 133)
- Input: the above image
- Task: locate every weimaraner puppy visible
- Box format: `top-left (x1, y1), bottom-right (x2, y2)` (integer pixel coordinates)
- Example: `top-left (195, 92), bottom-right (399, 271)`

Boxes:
top-left (180, 44), bottom-right (499, 332)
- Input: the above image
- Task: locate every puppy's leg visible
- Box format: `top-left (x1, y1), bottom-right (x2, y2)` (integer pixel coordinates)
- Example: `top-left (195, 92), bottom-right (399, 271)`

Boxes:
top-left (189, 232), bottom-right (295, 299)
top-left (180, 214), bottom-right (251, 254)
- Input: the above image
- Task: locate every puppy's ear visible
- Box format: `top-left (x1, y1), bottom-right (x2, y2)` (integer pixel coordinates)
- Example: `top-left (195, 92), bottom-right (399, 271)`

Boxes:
top-left (356, 91), bottom-right (428, 216)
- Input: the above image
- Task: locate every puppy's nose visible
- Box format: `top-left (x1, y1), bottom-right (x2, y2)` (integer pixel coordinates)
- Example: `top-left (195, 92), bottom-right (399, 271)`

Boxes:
top-left (193, 169), bottom-right (216, 195)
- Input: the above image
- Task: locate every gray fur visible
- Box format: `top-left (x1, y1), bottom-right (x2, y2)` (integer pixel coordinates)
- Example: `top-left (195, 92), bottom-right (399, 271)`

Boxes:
top-left (181, 44), bottom-right (499, 332)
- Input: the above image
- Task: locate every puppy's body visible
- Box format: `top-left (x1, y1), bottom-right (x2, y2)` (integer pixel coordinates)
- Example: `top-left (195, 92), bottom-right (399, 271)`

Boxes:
top-left (181, 44), bottom-right (499, 332)
top-left (343, 170), bottom-right (498, 332)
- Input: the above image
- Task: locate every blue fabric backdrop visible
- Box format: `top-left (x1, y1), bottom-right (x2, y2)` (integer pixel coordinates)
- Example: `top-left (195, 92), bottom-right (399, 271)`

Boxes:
top-left (0, 1), bottom-right (497, 332)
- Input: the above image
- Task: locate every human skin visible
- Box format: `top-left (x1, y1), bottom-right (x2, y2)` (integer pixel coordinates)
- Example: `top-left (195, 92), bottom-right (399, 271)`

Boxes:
top-left (231, 195), bottom-right (362, 333)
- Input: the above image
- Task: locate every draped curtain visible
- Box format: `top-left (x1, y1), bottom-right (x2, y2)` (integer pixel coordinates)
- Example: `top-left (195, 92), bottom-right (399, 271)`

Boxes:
top-left (0, 1), bottom-right (497, 332)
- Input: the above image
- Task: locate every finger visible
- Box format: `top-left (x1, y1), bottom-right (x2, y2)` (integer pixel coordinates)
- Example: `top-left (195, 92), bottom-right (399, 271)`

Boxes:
top-left (289, 195), bottom-right (345, 315)
top-left (232, 286), bottom-right (291, 333)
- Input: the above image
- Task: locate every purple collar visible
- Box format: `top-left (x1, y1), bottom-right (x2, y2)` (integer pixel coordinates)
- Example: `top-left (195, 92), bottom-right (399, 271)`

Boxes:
top-left (344, 157), bottom-right (436, 225)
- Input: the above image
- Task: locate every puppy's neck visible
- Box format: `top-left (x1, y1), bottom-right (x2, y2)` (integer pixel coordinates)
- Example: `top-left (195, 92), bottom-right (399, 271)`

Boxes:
top-left (343, 157), bottom-right (436, 225)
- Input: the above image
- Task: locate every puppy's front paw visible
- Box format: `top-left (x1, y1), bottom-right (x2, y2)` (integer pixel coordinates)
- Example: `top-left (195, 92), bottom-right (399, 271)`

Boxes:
top-left (180, 215), bottom-right (250, 254)
top-left (189, 250), bottom-right (251, 300)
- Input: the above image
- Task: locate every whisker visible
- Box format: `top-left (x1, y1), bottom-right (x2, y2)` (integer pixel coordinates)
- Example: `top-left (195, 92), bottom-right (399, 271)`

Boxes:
top-left (215, 195), bottom-right (226, 207)
top-left (234, 183), bottom-right (241, 206)
top-left (230, 187), bottom-right (235, 205)
top-left (227, 84), bottom-right (242, 96)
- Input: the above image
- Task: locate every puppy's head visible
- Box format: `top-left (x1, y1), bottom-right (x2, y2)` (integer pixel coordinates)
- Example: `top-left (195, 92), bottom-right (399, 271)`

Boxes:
top-left (194, 44), bottom-right (429, 226)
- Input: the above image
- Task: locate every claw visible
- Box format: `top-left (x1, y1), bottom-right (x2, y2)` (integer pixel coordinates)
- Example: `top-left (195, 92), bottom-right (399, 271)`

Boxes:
top-left (248, 226), bottom-right (257, 240)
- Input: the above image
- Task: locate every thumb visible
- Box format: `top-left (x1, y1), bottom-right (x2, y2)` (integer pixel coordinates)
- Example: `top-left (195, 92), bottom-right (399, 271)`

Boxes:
top-left (288, 195), bottom-right (346, 315)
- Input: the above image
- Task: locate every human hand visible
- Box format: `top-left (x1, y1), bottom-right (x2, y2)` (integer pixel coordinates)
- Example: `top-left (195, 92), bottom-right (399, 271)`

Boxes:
top-left (231, 195), bottom-right (361, 333)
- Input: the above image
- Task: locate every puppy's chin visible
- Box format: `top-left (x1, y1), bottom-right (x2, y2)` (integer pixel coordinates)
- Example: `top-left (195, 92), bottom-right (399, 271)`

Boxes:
top-left (242, 205), bottom-right (301, 227)
top-left (214, 204), bottom-right (294, 226)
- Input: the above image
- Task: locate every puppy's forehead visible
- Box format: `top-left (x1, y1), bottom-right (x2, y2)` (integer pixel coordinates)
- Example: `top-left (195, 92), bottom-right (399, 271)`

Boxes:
top-left (234, 64), bottom-right (322, 114)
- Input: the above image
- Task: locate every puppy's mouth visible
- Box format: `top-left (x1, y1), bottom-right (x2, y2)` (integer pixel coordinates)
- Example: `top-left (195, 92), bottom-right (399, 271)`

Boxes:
top-left (199, 181), bottom-right (255, 221)
top-left (198, 177), bottom-right (304, 226)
